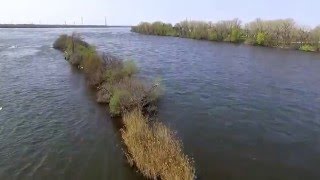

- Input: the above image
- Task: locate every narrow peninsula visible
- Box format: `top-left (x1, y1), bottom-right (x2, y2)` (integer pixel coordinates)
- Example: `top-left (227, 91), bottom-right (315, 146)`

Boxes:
top-left (53, 34), bottom-right (196, 180)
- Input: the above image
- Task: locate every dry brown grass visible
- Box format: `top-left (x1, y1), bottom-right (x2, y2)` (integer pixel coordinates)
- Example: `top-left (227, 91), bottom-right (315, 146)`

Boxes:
top-left (121, 109), bottom-right (196, 180)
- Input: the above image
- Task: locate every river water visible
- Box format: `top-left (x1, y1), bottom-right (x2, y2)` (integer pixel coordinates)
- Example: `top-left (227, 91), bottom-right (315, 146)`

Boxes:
top-left (0, 28), bottom-right (319, 180)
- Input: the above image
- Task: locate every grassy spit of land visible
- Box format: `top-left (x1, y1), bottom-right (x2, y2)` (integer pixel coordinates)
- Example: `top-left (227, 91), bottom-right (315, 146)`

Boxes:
top-left (132, 18), bottom-right (320, 52)
top-left (53, 33), bottom-right (195, 180)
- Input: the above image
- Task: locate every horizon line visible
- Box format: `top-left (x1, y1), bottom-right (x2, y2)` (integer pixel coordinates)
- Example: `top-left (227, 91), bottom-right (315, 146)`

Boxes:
top-left (0, 24), bottom-right (132, 28)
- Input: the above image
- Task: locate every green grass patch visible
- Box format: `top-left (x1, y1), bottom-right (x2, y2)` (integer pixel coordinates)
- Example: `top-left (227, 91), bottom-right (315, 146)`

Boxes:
top-left (299, 44), bottom-right (317, 52)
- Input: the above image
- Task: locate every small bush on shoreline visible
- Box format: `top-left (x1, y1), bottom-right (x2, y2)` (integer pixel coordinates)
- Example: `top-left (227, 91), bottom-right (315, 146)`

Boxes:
top-left (107, 77), bottom-right (159, 116)
top-left (109, 89), bottom-right (130, 115)
top-left (123, 60), bottom-right (138, 77)
top-left (96, 82), bottom-right (112, 103)
top-left (53, 34), bottom-right (68, 50)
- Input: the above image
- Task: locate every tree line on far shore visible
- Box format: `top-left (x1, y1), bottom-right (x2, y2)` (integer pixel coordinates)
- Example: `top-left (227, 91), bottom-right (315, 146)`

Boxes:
top-left (131, 18), bottom-right (320, 52)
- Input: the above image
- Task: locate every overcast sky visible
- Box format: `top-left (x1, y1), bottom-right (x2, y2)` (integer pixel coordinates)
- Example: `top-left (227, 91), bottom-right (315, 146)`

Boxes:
top-left (0, 0), bottom-right (319, 27)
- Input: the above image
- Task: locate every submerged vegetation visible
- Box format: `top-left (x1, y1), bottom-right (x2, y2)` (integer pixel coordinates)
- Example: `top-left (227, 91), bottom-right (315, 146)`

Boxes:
top-left (132, 18), bottom-right (320, 52)
top-left (53, 34), bottom-right (195, 179)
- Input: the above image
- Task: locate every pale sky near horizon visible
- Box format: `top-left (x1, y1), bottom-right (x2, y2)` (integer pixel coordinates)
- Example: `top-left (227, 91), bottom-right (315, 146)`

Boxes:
top-left (0, 0), bottom-right (319, 27)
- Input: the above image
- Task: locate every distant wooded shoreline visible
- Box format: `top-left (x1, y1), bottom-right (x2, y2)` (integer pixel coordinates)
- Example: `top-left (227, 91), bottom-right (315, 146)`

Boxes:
top-left (132, 18), bottom-right (320, 52)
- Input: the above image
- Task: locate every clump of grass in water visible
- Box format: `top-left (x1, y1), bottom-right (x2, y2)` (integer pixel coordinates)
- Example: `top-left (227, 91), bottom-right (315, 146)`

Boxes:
top-left (53, 33), bottom-right (195, 179)
top-left (121, 109), bottom-right (196, 180)
top-left (299, 44), bottom-right (317, 52)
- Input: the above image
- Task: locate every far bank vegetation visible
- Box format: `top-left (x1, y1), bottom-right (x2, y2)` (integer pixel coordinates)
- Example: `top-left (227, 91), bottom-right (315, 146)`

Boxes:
top-left (132, 18), bottom-right (320, 52)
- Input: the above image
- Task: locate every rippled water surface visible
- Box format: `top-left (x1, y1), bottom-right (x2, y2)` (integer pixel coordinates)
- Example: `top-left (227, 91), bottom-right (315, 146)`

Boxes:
top-left (0, 28), bottom-right (320, 180)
